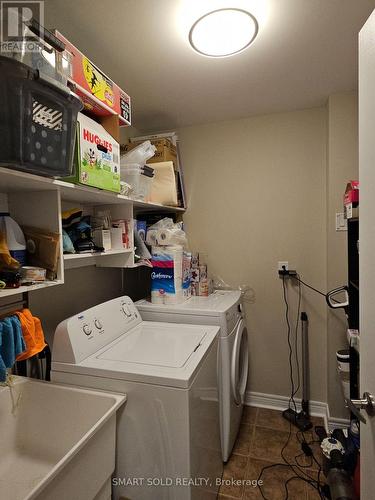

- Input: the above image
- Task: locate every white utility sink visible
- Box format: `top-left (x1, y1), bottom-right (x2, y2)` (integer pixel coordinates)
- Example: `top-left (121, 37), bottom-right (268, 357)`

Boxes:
top-left (0, 376), bottom-right (126, 500)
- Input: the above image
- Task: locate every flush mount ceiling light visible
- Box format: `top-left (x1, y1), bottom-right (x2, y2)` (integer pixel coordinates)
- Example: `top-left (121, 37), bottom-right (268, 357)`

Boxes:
top-left (189, 8), bottom-right (259, 58)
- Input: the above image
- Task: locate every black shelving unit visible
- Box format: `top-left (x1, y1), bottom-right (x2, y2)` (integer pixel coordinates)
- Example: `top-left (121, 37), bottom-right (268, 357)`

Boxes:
top-left (347, 214), bottom-right (359, 401)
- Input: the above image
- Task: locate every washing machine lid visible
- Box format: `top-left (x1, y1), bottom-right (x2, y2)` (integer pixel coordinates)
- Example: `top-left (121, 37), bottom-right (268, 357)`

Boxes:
top-left (97, 322), bottom-right (206, 368)
top-left (136, 290), bottom-right (242, 316)
top-left (52, 322), bottom-right (220, 388)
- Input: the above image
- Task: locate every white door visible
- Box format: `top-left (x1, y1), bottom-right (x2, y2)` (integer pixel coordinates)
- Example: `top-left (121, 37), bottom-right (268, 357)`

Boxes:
top-left (359, 9), bottom-right (375, 497)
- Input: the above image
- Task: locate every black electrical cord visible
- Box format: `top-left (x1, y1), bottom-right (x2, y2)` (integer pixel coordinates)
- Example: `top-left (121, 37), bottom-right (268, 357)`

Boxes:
top-left (293, 275), bottom-right (327, 297)
top-left (257, 276), bottom-right (326, 500)
top-left (295, 451), bottom-right (313, 468)
top-left (293, 274), bottom-right (340, 304)
top-left (296, 430), bottom-right (325, 498)
top-left (282, 274), bottom-right (297, 414)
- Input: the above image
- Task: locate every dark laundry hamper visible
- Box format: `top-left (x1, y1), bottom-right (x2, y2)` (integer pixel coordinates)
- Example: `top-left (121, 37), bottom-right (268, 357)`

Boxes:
top-left (0, 55), bottom-right (82, 177)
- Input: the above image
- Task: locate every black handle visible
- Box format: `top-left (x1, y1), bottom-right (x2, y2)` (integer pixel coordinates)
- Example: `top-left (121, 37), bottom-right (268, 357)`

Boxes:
top-left (26, 19), bottom-right (65, 52)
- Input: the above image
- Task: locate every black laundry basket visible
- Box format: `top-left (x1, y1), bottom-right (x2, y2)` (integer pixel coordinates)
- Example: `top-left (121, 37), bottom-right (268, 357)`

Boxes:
top-left (0, 55), bottom-right (82, 177)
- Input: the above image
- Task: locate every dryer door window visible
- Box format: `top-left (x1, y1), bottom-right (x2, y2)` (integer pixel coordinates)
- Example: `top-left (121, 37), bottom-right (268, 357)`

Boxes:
top-left (231, 319), bottom-right (249, 405)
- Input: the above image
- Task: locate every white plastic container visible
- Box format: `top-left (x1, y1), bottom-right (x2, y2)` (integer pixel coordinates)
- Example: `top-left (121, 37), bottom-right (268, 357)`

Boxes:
top-left (0, 213), bottom-right (26, 265)
top-left (337, 349), bottom-right (350, 401)
top-left (121, 165), bottom-right (154, 200)
top-left (120, 140), bottom-right (156, 166)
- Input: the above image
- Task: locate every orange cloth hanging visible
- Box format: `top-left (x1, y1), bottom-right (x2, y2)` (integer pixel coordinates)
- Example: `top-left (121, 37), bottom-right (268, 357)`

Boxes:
top-left (15, 309), bottom-right (47, 361)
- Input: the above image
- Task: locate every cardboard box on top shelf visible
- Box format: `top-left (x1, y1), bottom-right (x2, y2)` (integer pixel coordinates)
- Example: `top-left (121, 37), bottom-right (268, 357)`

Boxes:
top-left (99, 114), bottom-right (120, 142)
top-left (147, 138), bottom-right (177, 166)
top-left (55, 31), bottom-right (131, 126)
top-left (121, 138), bottom-right (177, 168)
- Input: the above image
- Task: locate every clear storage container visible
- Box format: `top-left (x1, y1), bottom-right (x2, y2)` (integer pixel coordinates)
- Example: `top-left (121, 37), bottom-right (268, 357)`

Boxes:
top-left (121, 164), bottom-right (154, 200)
top-left (120, 140), bottom-right (156, 166)
top-left (337, 349), bottom-right (350, 401)
top-left (1, 14), bottom-right (68, 86)
top-left (0, 55), bottom-right (83, 178)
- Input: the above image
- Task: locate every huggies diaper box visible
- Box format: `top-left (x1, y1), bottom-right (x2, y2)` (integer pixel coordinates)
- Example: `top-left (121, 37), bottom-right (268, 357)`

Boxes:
top-left (66, 112), bottom-right (120, 193)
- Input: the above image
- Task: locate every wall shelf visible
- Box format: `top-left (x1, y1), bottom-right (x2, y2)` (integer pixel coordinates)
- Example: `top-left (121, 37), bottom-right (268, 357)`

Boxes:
top-left (0, 167), bottom-right (184, 295)
top-left (0, 280), bottom-right (64, 299)
top-left (63, 248), bottom-right (133, 260)
top-left (127, 261), bottom-right (153, 269)
top-left (64, 248), bottom-right (134, 270)
top-left (0, 167), bottom-right (185, 212)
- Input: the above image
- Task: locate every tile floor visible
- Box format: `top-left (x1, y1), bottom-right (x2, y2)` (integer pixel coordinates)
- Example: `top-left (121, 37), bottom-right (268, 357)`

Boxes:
top-left (219, 406), bottom-right (325, 500)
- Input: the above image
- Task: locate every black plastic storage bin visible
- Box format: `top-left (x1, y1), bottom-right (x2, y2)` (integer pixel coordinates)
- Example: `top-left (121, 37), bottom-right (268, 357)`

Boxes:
top-left (0, 55), bottom-right (82, 177)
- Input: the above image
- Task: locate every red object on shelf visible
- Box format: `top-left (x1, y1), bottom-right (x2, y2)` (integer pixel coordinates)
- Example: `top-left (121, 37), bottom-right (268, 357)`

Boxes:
top-left (344, 180), bottom-right (359, 205)
top-left (54, 31), bottom-right (131, 126)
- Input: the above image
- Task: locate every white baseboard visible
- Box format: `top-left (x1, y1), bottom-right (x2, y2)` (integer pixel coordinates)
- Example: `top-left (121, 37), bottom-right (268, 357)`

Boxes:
top-left (244, 390), bottom-right (350, 432)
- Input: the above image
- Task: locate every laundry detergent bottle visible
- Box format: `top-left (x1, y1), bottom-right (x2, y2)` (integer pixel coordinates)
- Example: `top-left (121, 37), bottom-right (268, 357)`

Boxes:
top-left (0, 213), bottom-right (26, 265)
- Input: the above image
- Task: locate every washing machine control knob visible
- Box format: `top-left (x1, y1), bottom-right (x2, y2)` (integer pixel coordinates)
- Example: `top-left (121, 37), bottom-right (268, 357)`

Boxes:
top-left (94, 319), bottom-right (103, 330)
top-left (82, 323), bottom-right (92, 336)
top-left (121, 304), bottom-right (131, 317)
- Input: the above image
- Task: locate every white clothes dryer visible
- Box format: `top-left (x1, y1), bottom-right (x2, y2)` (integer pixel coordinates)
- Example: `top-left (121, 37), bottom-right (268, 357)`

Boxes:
top-left (136, 290), bottom-right (249, 462)
top-left (51, 296), bottom-right (222, 500)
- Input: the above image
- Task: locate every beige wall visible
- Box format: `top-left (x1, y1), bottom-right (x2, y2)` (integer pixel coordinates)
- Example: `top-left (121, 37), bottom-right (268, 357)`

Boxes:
top-left (326, 92), bottom-right (358, 418)
top-left (29, 265), bottom-right (151, 347)
top-left (27, 99), bottom-right (357, 418)
top-left (29, 267), bottom-right (123, 347)
top-left (178, 108), bottom-right (328, 403)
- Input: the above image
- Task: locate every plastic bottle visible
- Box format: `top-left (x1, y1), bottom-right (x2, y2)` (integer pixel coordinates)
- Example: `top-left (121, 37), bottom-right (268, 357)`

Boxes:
top-left (0, 213), bottom-right (26, 265)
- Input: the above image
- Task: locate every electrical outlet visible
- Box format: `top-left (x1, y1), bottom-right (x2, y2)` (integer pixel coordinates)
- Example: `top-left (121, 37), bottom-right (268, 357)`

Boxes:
top-left (278, 261), bottom-right (289, 272)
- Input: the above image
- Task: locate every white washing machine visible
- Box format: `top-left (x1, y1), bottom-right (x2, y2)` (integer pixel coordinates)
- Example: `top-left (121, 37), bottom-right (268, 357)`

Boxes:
top-left (136, 290), bottom-right (249, 462)
top-left (51, 296), bottom-right (223, 500)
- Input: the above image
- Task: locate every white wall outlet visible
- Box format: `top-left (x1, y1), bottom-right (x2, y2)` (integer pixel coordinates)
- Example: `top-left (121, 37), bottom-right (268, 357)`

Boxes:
top-left (336, 212), bottom-right (348, 231)
top-left (278, 261), bottom-right (289, 272)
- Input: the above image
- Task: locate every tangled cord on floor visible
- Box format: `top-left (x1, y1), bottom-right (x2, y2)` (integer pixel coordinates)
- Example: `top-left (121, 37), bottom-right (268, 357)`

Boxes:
top-left (257, 424), bottom-right (325, 499)
top-left (257, 275), bottom-right (326, 500)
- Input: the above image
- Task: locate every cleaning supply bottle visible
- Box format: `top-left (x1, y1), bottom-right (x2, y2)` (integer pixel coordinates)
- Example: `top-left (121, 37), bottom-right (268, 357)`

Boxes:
top-left (0, 213), bottom-right (26, 266)
top-left (0, 219), bottom-right (21, 270)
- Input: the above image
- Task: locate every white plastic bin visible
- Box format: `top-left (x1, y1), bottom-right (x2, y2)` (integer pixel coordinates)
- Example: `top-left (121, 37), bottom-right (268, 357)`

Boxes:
top-left (120, 141), bottom-right (156, 166)
top-left (337, 349), bottom-right (350, 401)
top-left (121, 165), bottom-right (154, 200)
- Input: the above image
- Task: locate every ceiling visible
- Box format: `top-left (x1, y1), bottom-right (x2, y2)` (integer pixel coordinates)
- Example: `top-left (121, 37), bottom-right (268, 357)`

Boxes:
top-left (45, 0), bottom-right (375, 131)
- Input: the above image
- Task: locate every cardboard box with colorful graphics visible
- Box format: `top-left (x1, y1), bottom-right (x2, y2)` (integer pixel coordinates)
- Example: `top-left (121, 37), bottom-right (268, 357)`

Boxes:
top-left (55, 31), bottom-right (131, 126)
top-left (65, 113), bottom-right (120, 193)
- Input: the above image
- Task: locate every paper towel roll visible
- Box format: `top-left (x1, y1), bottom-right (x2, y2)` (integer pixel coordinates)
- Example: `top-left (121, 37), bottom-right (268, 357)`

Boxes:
top-left (151, 246), bottom-right (184, 298)
top-left (156, 228), bottom-right (187, 246)
top-left (152, 248), bottom-right (183, 279)
top-left (146, 229), bottom-right (158, 246)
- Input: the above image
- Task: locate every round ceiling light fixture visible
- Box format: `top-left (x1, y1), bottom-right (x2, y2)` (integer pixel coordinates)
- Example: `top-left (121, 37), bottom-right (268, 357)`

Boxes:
top-left (189, 8), bottom-right (259, 58)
